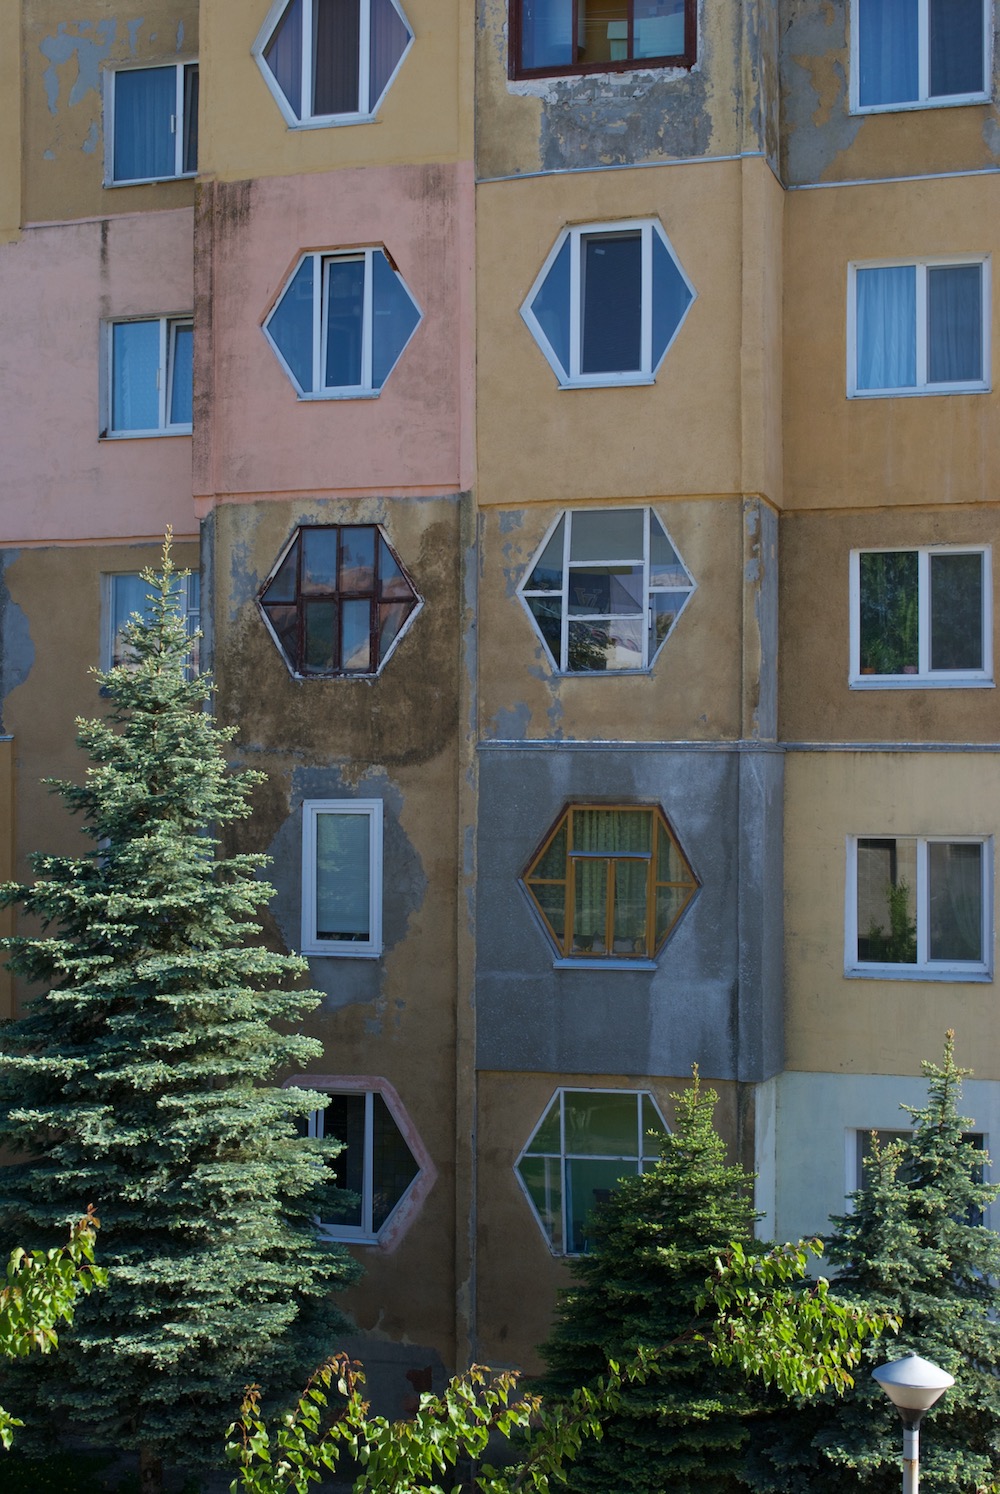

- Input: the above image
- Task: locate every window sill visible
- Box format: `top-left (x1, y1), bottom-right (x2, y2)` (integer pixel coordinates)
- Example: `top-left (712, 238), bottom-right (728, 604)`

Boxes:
top-left (554, 957), bottom-right (657, 972)
top-left (303, 947), bottom-right (382, 960)
top-left (848, 383), bottom-right (990, 399)
top-left (100, 427), bottom-right (192, 440)
top-left (845, 964), bottom-right (992, 982)
top-left (558, 374), bottom-right (657, 390)
top-left (104, 173), bottom-right (196, 188)
top-left (295, 389), bottom-right (381, 402)
top-left (286, 113), bottom-right (379, 129)
top-left (850, 675), bottom-right (994, 690)
top-left (851, 93), bottom-right (990, 116)
top-left (317, 1226), bottom-right (379, 1244)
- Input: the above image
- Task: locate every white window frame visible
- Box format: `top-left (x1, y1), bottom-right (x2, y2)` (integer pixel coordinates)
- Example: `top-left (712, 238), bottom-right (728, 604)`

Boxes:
top-left (252, 0), bottom-right (413, 129)
top-left (849, 0), bottom-right (991, 114)
top-left (102, 571), bottom-right (200, 673)
top-left (845, 834), bottom-right (993, 980)
top-left (103, 315), bottom-right (194, 438)
top-left (517, 507), bottom-right (696, 676)
top-left (514, 1087), bottom-right (669, 1256)
top-left (847, 1127), bottom-right (987, 1193)
top-left (263, 249), bottom-right (422, 400)
top-left (520, 219), bottom-right (695, 390)
top-left (847, 257), bottom-right (991, 398)
top-left (104, 61), bottom-right (198, 186)
top-left (849, 546), bottom-right (993, 689)
top-left (301, 799), bottom-right (383, 958)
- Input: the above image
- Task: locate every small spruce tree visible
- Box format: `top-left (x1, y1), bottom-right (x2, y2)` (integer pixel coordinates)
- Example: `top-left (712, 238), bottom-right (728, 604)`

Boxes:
top-left (0, 546), bottom-right (359, 1492)
top-left (747, 1033), bottom-right (1000, 1494)
top-left (537, 1068), bottom-right (760, 1494)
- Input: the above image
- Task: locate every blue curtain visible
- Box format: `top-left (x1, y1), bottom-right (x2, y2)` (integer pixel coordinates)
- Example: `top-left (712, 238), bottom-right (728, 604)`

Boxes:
top-left (856, 266), bottom-right (916, 390)
top-left (928, 264), bottom-right (982, 384)
top-left (263, 0), bottom-right (303, 117)
top-left (113, 67), bottom-right (175, 181)
top-left (858, 0), bottom-right (918, 106)
top-left (169, 324), bottom-right (193, 426)
top-left (112, 321), bottom-right (160, 431)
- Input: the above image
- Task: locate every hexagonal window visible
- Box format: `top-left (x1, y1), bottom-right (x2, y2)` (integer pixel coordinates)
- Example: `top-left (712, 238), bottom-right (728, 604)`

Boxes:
top-left (521, 803), bottom-right (699, 963)
top-left (254, 0), bottom-right (413, 127)
top-left (521, 219), bottom-right (695, 387)
top-left (258, 524), bottom-right (421, 677)
top-left (518, 507), bottom-right (694, 673)
top-left (264, 249), bottom-right (421, 398)
top-left (296, 1078), bottom-right (435, 1248)
top-left (516, 1088), bottom-right (669, 1254)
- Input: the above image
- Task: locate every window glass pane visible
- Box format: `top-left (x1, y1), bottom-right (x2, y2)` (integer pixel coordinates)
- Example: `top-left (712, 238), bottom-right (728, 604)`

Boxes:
top-left (113, 66), bottom-right (176, 181)
top-left (928, 265), bottom-right (982, 384)
top-left (111, 574), bottom-right (155, 665)
top-left (324, 1093), bottom-right (365, 1226)
top-left (168, 324), bottom-right (193, 427)
top-left (378, 538), bottom-right (411, 599)
top-left (315, 812), bottom-right (371, 939)
top-left (314, 0), bottom-right (360, 115)
top-left (634, 0), bottom-right (686, 58)
top-left (266, 543), bottom-right (300, 604)
top-left (370, 0), bottom-right (411, 103)
top-left (378, 601), bottom-right (410, 662)
top-left (528, 598), bottom-right (563, 662)
top-left (570, 509), bottom-right (644, 563)
top-left (568, 566), bottom-right (644, 616)
top-left (112, 320), bottom-right (161, 432)
top-left (340, 599), bottom-right (372, 671)
top-left (857, 836), bottom-right (917, 963)
top-left (371, 251), bottom-right (420, 387)
top-left (657, 828), bottom-right (688, 883)
top-left (930, 552), bottom-right (983, 671)
top-left (930, 0), bottom-right (983, 97)
top-left (531, 882), bottom-right (567, 945)
top-left (649, 516), bottom-right (685, 586)
top-left (531, 239), bottom-right (572, 379)
top-left (303, 601), bottom-right (338, 674)
top-left (581, 232), bottom-right (642, 374)
top-left (568, 617), bottom-right (644, 671)
top-left (656, 884), bottom-right (691, 944)
top-left (325, 258), bottom-right (365, 388)
top-left (525, 518), bottom-right (565, 591)
top-left (566, 1157), bottom-right (636, 1253)
top-left (518, 1154), bottom-right (563, 1252)
top-left (301, 528), bottom-right (339, 593)
top-left (572, 860), bottom-right (607, 953)
top-left (929, 842), bottom-right (982, 962)
top-left (641, 1095), bottom-right (667, 1156)
top-left (530, 820), bottom-right (568, 882)
top-left (613, 859), bottom-right (649, 952)
top-left (182, 65), bottom-right (199, 174)
top-left (859, 550), bottom-right (918, 674)
top-left (577, 0), bottom-right (629, 66)
top-left (371, 1094), bottom-right (419, 1230)
top-left (564, 1092), bottom-right (639, 1156)
top-left (651, 230), bottom-right (692, 365)
top-left (520, 0), bottom-right (574, 70)
top-left (264, 0), bottom-right (303, 117)
top-left (269, 256), bottom-right (314, 393)
top-left (529, 1097), bottom-right (563, 1155)
top-left (265, 603), bottom-right (298, 664)
top-left (573, 809), bottom-right (652, 854)
top-left (856, 265), bottom-right (916, 390)
top-left (649, 592), bottom-right (687, 658)
top-left (340, 526), bottom-right (376, 592)
top-left (858, 0), bottom-right (918, 106)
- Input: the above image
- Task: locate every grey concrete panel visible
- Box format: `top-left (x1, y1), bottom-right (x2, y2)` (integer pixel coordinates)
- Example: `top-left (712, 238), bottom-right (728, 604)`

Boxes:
top-left (0, 551), bottom-right (34, 732)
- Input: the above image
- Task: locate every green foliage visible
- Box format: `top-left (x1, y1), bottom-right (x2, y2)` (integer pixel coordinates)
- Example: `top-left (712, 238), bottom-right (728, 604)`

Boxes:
top-left (863, 878), bottom-right (917, 964)
top-left (746, 1033), bottom-right (1000, 1494)
top-left (0, 541), bottom-right (359, 1480)
top-left (0, 1209), bottom-right (106, 1447)
top-left (226, 1350), bottom-right (657, 1494)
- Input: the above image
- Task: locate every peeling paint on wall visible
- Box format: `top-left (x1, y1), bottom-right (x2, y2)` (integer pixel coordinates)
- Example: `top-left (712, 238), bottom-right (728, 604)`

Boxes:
top-left (39, 19), bottom-right (117, 115)
top-left (0, 553), bottom-right (35, 733)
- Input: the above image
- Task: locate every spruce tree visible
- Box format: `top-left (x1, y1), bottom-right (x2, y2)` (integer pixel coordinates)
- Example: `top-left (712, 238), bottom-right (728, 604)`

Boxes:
top-left (0, 547), bottom-right (358, 1491)
top-left (537, 1069), bottom-right (760, 1494)
top-left (747, 1033), bottom-right (1000, 1494)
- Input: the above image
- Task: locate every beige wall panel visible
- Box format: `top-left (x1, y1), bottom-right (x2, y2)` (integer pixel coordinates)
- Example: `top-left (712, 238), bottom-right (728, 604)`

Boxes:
top-left (475, 1070), bottom-right (743, 1369)
top-left (478, 499), bottom-right (745, 743)
top-left (200, 0), bottom-right (470, 184)
top-left (477, 160), bottom-right (767, 509)
top-left (780, 506), bottom-right (1000, 743)
top-left (23, 0), bottom-right (198, 224)
top-left (784, 176), bottom-right (1000, 511)
top-left (784, 751), bottom-right (1000, 1078)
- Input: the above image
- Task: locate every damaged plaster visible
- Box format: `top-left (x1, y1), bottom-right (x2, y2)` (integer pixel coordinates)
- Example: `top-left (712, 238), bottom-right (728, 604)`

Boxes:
top-left (40, 19), bottom-right (117, 114)
top-left (0, 554), bottom-right (34, 733)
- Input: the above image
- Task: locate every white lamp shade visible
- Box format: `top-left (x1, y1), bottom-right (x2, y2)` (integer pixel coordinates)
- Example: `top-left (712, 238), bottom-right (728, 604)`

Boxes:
top-left (872, 1353), bottom-right (955, 1413)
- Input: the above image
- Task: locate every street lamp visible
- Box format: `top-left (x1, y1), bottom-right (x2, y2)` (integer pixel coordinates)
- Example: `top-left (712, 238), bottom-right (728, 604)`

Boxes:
top-left (872, 1352), bottom-right (954, 1494)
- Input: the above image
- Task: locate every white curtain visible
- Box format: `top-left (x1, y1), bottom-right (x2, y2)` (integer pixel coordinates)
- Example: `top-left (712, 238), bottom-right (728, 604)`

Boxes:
top-left (856, 266), bottom-right (916, 390)
top-left (858, 0), bottom-right (918, 106)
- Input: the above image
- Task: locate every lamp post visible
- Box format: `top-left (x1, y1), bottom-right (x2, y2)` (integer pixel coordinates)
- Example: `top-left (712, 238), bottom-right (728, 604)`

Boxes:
top-left (872, 1352), bottom-right (954, 1494)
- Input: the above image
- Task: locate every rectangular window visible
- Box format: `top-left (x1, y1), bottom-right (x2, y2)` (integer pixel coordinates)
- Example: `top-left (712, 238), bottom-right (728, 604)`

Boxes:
top-left (103, 571), bottom-right (200, 676)
top-left (301, 800), bottom-right (382, 957)
top-left (511, 0), bottom-right (696, 78)
top-left (848, 259), bottom-right (989, 396)
top-left (304, 1088), bottom-right (420, 1242)
top-left (847, 835), bottom-right (991, 977)
top-left (852, 0), bottom-right (988, 112)
top-left (106, 62), bottom-right (198, 184)
top-left (852, 1128), bottom-right (986, 1223)
top-left (105, 317), bottom-right (193, 436)
top-left (850, 547), bottom-right (992, 686)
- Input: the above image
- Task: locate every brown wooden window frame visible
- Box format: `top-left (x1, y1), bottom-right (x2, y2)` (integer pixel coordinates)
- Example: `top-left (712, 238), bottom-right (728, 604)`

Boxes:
top-left (521, 802), bottom-right (699, 963)
top-left (257, 523), bottom-right (421, 679)
top-left (509, 0), bottom-right (697, 81)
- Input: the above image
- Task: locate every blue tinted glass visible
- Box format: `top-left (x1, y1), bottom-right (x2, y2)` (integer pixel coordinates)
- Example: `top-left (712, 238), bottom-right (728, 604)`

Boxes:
top-left (113, 66), bottom-right (176, 181)
top-left (325, 259), bottom-right (365, 388)
top-left (263, 0), bottom-right (303, 117)
top-left (168, 324), bottom-right (193, 426)
top-left (858, 0), bottom-right (918, 106)
top-left (530, 238), bottom-right (571, 378)
top-left (930, 0), bottom-right (983, 96)
top-left (856, 266), bottom-right (916, 390)
top-left (928, 265), bottom-right (982, 384)
top-left (112, 321), bottom-right (160, 431)
top-left (651, 232), bottom-right (693, 368)
top-left (371, 252), bottom-right (420, 387)
top-left (582, 233), bottom-right (642, 375)
top-left (520, 0), bottom-right (573, 69)
top-left (268, 257), bottom-right (314, 393)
